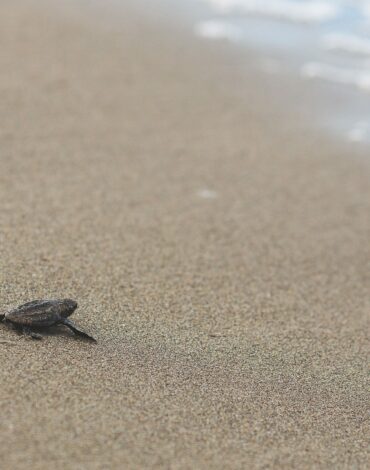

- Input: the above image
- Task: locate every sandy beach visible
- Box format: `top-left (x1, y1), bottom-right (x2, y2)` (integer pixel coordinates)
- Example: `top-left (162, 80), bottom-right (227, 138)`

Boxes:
top-left (0, 0), bottom-right (369, 468)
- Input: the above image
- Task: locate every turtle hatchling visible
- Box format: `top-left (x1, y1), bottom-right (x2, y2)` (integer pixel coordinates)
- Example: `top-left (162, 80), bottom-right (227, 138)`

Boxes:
top-left (0, 299), bottom-right (96, 342)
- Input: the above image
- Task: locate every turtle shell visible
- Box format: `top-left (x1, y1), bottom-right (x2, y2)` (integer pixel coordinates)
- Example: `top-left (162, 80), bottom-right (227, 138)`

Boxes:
top-left (5, 299), bottom-right (77, 327)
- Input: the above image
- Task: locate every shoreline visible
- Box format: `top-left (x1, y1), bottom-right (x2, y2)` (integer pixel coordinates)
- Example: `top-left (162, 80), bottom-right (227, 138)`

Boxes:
top-left (0, 1), bottom-right (369, 468)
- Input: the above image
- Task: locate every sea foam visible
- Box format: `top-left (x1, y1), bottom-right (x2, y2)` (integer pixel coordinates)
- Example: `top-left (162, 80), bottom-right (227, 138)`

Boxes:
top-left (301, 62), bottom-right (370, 92)
top-left (323, 33), bottom-right (370, 56)
top-left (201, 0), bottom-right (339, 23)
top-left (195, 20), bottom-right (242, 41)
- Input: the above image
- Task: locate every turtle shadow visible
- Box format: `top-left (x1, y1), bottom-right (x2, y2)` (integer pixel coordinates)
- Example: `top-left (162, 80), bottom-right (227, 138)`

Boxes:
top-left (4, 323), bottom-right (96, 342)
top-left (36, 325), bottom-right (96, 342)
top-left (32, 325), bottom-right (76, 339)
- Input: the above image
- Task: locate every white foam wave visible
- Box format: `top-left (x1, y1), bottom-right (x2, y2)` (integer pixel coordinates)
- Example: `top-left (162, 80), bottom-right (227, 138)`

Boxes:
top-left (195, 20), bottom-right (242, 41)
top-left (362, 4), bottom-right (370, 22)
top-left (197, 189), bottom-right (218, 199)
top-left (323, 33), bottom-right (370, 56)
top-left (201, 0), bottom-right (339, 23)
top-left (301, 62), bottom-right (370, 91)
top-left (346, 121), bottom-right (370, 143)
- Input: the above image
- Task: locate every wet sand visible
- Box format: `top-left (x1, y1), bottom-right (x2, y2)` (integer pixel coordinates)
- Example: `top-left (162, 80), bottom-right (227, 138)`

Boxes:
top-left (0, 1), bottom-right (369, 468)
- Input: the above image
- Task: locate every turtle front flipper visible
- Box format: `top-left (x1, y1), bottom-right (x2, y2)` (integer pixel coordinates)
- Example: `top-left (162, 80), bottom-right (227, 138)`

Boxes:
top-left (62, 319), bottom-right (96, 342)
top-left (0, 313), bottom-right (5, 322)
top-left (22, 326), bottom-right (43, 340)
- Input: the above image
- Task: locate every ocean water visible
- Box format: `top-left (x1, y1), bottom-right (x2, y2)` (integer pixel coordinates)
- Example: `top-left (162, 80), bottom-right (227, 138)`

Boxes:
top-left (193, 0), bottom-right (370, 144)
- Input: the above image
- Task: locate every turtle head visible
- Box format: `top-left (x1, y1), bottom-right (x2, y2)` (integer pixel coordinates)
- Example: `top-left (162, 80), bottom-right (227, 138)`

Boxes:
top-left (60, 299), bottom-right (78, 318)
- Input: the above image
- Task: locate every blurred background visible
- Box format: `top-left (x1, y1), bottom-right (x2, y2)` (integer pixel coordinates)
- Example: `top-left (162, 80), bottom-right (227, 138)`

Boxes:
top-left (194, 0), bottom-right (370, 143)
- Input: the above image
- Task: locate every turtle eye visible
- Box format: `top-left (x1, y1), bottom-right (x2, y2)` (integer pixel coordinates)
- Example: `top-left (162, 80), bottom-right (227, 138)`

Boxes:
top-left (65, 299), bottom-right (78, 312)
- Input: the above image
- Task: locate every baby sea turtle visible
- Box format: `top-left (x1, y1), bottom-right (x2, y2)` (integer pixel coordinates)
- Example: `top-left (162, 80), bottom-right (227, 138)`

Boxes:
top-left (0, 299), bottom-right (96, 342)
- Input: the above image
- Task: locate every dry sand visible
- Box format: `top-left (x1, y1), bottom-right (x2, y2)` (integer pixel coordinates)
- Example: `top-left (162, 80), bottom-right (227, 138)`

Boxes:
top-left (0, 1), bottom-right (369, 468)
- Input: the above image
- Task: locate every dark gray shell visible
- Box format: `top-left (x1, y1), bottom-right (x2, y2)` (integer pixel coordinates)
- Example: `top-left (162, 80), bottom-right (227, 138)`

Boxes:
top-left (4, 299), bottom-right (78, 327)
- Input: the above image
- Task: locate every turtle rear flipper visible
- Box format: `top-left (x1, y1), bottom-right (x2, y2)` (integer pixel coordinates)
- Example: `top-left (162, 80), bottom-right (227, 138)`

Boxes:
top-left (62, 319), bottom-right (96, 342)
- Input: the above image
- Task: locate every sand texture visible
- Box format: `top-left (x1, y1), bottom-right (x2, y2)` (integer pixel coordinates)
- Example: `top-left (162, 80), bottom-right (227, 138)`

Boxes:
top-left (0, 1), bottom-right (369, 468)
